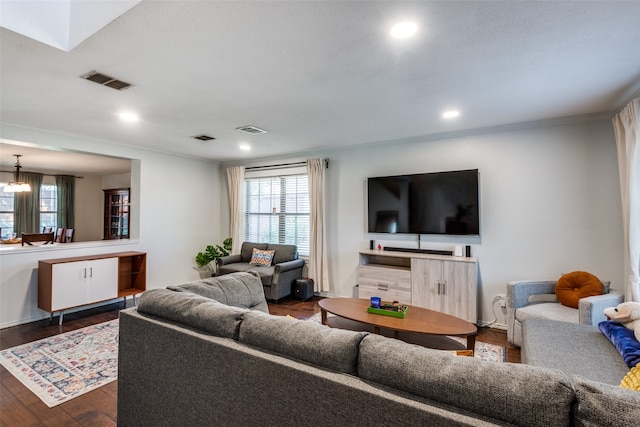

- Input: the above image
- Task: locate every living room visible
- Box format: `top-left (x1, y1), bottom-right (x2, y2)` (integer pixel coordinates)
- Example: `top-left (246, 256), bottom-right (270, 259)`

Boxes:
top-left (1, 1), bottom-right (639, 424)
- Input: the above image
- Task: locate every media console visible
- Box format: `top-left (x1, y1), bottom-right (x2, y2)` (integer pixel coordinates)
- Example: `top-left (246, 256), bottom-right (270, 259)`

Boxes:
top-left (358, 250), bottom-right (477, 324)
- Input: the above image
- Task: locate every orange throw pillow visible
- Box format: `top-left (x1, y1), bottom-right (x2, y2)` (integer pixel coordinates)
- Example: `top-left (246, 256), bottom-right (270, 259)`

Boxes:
top-left (555, 271), bottom-right (603, 309)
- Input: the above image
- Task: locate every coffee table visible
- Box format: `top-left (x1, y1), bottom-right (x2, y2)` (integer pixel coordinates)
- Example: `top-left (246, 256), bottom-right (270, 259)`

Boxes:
top-left (318, 298), bottom-right (477, 351)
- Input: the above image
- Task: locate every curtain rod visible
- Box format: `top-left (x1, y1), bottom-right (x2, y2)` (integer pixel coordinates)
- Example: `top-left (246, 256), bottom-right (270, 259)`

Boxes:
top-left (245, 159), bottom-right (329, 171)
top-left (0, 170), bottom-right (83, 179)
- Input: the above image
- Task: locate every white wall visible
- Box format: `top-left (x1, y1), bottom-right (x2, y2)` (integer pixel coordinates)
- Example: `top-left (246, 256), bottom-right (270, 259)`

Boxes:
top-left (220, 119), bottom-right (624, 327)
top-left (0, 124), bottom-right (221, 327)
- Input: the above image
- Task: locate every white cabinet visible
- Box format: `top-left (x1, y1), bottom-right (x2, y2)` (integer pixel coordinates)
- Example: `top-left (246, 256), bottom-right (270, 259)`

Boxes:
top-left (38, 252), bottom-right (147, 324)
top-left (50, 258), bottom-right (118, 311)
top-left (358, 250), bottom-right (478, 323)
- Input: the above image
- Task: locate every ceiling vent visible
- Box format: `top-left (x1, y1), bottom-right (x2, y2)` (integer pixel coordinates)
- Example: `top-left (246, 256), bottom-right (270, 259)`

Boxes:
top-left (192, 134), bottom-right (215, 141)
top-left (236, 125), bottom-right (267, 135)
top-left (80, 70), bottom-right (133, 91)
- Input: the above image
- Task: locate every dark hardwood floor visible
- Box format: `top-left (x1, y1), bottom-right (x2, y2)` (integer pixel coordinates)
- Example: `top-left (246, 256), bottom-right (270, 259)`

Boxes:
top-left (1, 297), bottom-right (520, 426)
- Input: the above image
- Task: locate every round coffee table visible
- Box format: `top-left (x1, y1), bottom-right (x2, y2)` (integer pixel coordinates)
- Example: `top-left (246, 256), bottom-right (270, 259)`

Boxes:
top-left (318, 298), bottom-right (477, 351)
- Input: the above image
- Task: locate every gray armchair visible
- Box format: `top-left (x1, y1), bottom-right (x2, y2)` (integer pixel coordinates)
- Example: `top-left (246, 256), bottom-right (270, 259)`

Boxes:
top-left (217, 242), bottom-right (304, 302)
top-left (506, 280), bottom-right (623, 347)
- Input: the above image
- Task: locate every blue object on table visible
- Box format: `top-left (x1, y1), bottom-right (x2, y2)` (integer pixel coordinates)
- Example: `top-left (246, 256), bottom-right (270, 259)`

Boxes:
top-left (370, 297), bottom-right (381, 308)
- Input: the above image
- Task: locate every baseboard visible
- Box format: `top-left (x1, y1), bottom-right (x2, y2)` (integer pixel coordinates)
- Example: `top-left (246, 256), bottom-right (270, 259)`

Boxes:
top-left (477, 321), bottom-right (507, 330)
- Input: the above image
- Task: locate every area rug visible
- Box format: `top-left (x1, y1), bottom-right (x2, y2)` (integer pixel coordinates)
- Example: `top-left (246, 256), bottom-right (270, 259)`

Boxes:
top-left (306, 313), bottom-right (506, 362)
top-left (0, 319), bottom-right (119, 407)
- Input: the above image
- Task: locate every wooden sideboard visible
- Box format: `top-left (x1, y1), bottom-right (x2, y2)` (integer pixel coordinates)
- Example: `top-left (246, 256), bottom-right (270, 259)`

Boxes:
top-left (38, 251), bottom-right (146, 324)
top-left (358, 250), bottom-right (478, 323)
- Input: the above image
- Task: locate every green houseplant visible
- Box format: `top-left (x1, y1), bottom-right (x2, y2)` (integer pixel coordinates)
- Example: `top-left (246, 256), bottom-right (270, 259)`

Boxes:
top-left (195, 237), bottom-right (232, 277)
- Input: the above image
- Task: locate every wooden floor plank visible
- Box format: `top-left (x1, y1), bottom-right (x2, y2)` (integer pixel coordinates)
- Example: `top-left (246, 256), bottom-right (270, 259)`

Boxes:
top-left (0, 297), bottom-right (519, 427)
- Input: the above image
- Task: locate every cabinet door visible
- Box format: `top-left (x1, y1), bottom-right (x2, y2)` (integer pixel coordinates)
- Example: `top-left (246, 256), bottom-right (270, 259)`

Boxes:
top-left (86, 258), bottom-right (118, 302)
top-left (51, 261), bottom-right (89, 310)
top-left (411, 258), bottom-right (444, 312)
top-left (441, 260), bottom-right (477, 323)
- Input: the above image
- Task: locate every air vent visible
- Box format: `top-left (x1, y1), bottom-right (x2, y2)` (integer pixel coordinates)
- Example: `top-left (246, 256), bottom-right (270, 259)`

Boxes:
top-left (192, 134), bottom-right (215, 141)
top-left (80, 70), bottom-right (133, 91)
top-left (236, 125), bottom-right (267, 135)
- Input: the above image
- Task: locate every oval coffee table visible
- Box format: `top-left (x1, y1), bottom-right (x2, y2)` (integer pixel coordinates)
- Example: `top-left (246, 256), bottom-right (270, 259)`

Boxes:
top-left (318, 298), bottom-right (477, 351)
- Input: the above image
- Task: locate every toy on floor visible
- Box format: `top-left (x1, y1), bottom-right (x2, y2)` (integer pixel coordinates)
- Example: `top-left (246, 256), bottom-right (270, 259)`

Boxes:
top-left (604, 301), bottom-right (640, 341)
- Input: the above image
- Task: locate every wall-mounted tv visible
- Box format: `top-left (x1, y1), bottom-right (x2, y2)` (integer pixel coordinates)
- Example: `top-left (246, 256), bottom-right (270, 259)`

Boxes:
top-left (367, 169), bottom-right (480, 236)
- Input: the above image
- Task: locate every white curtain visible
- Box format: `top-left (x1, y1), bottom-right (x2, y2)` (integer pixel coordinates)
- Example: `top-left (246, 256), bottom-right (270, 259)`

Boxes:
top-left (227, 166), bottom-right (245, 255)
top-left (613, 98), bottom-right (640, 302)
top-left (307, 158), bottom-right (330, 292)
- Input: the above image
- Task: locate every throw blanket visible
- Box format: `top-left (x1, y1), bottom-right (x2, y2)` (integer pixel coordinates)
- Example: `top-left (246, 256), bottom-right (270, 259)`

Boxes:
top-left (598, 321), bottom-right (640, 368)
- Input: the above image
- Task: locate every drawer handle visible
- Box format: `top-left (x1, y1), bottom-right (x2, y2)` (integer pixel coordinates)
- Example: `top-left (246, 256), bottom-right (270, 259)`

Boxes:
top-left (377, 283), bottom-right (389, 288)
top-left (377, 286), bottom-right (388, 291)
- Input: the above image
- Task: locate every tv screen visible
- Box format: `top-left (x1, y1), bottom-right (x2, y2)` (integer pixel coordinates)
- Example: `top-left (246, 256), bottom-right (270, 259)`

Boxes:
top-left (367, 169), bottom-right (479, 235)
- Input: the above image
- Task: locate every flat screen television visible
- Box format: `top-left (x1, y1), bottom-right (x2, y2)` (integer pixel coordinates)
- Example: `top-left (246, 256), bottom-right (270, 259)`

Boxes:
top-left (367, 169), bottom-right (479, 235)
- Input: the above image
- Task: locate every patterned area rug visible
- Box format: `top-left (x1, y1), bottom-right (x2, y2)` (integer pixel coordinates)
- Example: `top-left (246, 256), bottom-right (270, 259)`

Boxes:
top-left (0, 319), bottom-right (119, 407)
top-left (307, 313), bottom-right (506, 362)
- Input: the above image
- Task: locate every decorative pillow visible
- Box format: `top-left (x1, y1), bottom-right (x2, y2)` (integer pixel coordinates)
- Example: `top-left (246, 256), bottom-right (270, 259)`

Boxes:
top-left (620, 365), bottom-right (640, 391)
top-left (555, 271), bottom-right (603, 308)
top-left (249, 248), bottom-right (275, 266)
top-left (598, 321), bottom-right (640, 368)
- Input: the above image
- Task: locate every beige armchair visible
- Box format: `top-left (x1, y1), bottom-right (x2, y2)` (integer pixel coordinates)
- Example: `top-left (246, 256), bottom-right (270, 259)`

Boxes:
top-left (506, 280), bottom-right (623, 347)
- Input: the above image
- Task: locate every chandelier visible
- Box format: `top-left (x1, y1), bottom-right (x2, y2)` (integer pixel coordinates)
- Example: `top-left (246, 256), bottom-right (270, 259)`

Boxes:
top-left (4, 154), bottom-right (32, 193)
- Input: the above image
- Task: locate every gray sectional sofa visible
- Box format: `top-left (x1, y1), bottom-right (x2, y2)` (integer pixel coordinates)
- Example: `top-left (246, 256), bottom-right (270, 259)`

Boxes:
top-left (117, 272), bottom-right (640, 426)
top-left (217, 242), bottom-right (304, 301)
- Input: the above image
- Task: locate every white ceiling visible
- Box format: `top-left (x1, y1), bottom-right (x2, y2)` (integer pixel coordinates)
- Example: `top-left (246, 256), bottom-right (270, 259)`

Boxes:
top-left (1, 1), bottom-right (640, 166)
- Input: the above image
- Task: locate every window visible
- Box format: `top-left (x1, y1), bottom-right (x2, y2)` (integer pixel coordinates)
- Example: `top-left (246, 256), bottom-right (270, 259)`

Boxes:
top-left (0, 187), bottom-right (14, 236)
top-left (245, 174), bottom-right (310, 256)
top-left (40, 184), bottom-right (57, 230)
top-left (0, 184), bottom-right (57, 236)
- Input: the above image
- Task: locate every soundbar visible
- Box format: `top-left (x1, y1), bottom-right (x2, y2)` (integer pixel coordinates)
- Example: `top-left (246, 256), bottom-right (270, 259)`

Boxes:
top-left (383, 246), bottom-right (454, 256)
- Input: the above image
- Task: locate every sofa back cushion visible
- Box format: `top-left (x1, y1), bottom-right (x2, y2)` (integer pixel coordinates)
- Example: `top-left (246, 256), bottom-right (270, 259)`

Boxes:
top-left (266, 243), bottom-right (298, 264)
top-left (238, 311), bottom-right (366, 374)
top-left (240, 242), bottom-right (268, 262)
top-left (572, 376), bottom-right (640, 426)
top-left (358, 334), bottom-right (574, 427)
top-left (168, 271), bottom-right (268, 313)
top-left (137, 289), bottom-right (247, 339)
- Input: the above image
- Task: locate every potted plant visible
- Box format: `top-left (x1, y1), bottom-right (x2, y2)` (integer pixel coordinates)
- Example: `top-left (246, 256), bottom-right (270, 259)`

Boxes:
top-left (195, 237), bottom-right (232, 278)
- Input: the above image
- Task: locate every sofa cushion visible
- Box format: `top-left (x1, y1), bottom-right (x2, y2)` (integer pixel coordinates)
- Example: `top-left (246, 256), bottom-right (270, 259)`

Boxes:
top-left (249, 248), bottom-right (275, 266)
top-left (358, 334), bottom-right (574, 427)
top-left (266, 243), bottom-right (297, 264)
top-left (516, 302), bottom-right (579, 324)
top-left (137, 289), bottom-right (247, 339)
top-left (240, 242), bottom-right (268, 262)
top-left (555, 271), bottom-right (603, 309)
top-left (238, 311), bottom-right (367, 374)
top-left (217, 263), bottom-right (275, 286)
top-left (572, 376), bottom-right (640, 427)
top-left (168, 271), bottom-right (269, 312)
top-left (522, 318), bottom-right (629, 385)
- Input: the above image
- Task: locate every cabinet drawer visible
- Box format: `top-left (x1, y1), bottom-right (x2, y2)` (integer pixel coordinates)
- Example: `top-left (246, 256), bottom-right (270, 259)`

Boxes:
top-left (358, 266), bottom-right (410, 287)
top-left (358, 284), bottom-right (411, 304)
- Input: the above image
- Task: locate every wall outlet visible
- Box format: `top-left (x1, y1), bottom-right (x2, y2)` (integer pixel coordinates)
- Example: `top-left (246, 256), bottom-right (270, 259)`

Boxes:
top-left (495, 293), bottom-right (507, 308)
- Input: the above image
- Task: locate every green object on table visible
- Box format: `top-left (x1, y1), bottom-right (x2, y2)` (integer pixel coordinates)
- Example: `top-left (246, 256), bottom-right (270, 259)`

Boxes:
top-left (367, 305), bottom-right (409, 318)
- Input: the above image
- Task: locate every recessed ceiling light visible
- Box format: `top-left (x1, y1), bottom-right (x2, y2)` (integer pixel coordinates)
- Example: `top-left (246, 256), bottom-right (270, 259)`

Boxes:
top-left (390, 21), bottom-right (417, 39)
top-left (443, 110), bottom-right (460, 119)
top-left (239, 143), bottom-right (251, 151)
top-left (119, 112), bottom-right (139, 122)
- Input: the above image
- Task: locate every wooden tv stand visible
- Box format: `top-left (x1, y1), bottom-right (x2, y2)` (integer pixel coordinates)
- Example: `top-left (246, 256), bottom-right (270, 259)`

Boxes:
top-left (38, 251), bottom-right (146, 325)
top-left (358, 250), bottom-right (477, 324)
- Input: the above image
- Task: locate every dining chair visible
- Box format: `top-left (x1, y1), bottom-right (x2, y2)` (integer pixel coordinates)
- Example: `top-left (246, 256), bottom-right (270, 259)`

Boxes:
top-left (55, 228), bottom-right (65, 243)
top-left (42, 226), bottom-right (53, 233)
top-left (21, 232), bottom-right (55, 246)
top-left (63, 228), bottom-right (74, 243)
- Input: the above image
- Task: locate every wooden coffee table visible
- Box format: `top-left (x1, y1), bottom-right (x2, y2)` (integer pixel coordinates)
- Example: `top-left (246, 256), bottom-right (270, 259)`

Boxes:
top-left (318, 298), bottom-right (477, 351)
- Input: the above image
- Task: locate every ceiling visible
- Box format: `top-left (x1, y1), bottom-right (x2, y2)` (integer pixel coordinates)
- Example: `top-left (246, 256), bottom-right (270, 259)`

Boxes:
top-left (1, 1), bottom-right (640, 167)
